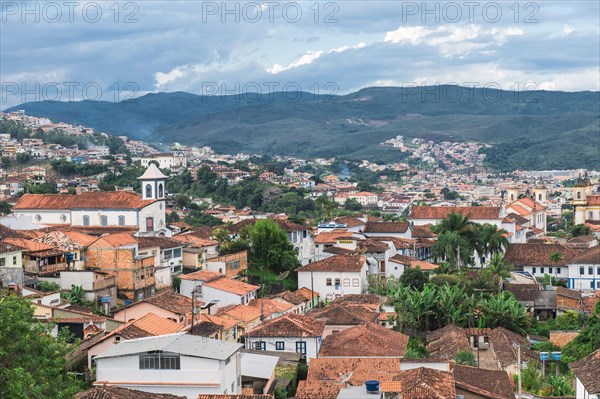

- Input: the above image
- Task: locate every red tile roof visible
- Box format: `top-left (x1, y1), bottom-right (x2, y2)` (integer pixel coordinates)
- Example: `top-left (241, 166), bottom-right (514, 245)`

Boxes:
top-left (319, 323), bottom-right (408, 357)
top-left (306, 357), bottom-right (401, 386)
top-left (451, 364), bottom-right (515, 399)
top-left (570, 246), bottom-right (600, 265)
top-left (77, 386), bottom-right (186, 399)
top-left (504, 243), bottom-right (578, 267)
top-left (410, 206), bottom-right (502, 220)
top-left (363, 221), bottom-right (410, 234)
top-left (295, 255), bottom-right (366, 273)
top-left (309, 305), bottom-right (379, 325)
top-left (570, 350), bottom-right (600, 395)
top-left (13, 191), bottom-right (156, 210)
top-left (204, 277), bottom-right (259, 296)
top-left (247, 313), bottom-right (325, 338)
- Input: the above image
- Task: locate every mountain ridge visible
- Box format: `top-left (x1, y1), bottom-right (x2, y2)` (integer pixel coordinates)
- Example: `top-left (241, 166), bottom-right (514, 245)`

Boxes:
top-left (5, 86), bottom-right (600, 170)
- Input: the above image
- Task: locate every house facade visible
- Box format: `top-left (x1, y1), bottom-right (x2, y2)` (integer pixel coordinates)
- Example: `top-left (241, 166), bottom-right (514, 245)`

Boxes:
top-left (94, 333), bottom-right (243, 398)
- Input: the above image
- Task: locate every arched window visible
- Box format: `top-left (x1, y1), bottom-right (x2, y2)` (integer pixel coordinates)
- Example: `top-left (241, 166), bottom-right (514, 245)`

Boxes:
top-left (118, 215), bottom-right (126, 226)
top-left (146, 217), bottom-right (154, 232)
top-left (577, 192), bottom-right (582, 200)
top-left (538, 194), bottom-right (542, 201)
top-left (145, 184), bottom-right (152, 198)
top-left (82, 215), bottom-right (90, 226)
top-left (158, 184), bottom-right (164, 198)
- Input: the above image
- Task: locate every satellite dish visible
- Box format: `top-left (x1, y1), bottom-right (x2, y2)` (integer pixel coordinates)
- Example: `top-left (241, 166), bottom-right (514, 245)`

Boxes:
top-left (278, 271), bottom-right (289, 280)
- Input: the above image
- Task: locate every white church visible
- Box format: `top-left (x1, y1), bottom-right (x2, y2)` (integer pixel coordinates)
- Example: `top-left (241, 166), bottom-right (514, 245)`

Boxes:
top-left (9, 164), bottom-right (170, 237)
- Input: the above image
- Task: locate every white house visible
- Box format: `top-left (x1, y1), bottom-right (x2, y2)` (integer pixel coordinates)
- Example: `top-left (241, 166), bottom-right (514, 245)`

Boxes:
top-left (570, 349), bottom-right (600, 399)
top-left (567, 246), bottom-right (600, 291)
top-left (245, 313), bottom-right (325, 362)
top-left (179, 270), bottom-right (259, 307)
top-left (94, 333), bottom-right (243, 398)
top-left (296, 255), bottom-right (368, 302)
top-left (0, 240), bottom-right (23, 287)
top-left (362, 221), bottom-right (412, 239)
top-left (11, 165), bottom-right (168, 237)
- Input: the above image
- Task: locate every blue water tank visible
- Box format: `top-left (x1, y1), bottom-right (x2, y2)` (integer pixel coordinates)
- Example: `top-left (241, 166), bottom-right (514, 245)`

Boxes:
top-left (365, 380), bottom-right (380, 393)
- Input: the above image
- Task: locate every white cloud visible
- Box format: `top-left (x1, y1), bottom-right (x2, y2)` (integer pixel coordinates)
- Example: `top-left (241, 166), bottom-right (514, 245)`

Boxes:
top-left (267, 42), bottom-right (366, 74)
top-left (563, 24), bottom-right (575, 35)
top-left (384, 26), bottom-right (430, 45)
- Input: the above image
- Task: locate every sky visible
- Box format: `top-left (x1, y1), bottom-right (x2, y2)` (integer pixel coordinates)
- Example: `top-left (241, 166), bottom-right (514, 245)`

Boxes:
top-left (1, 1), bottom-right (599, 108)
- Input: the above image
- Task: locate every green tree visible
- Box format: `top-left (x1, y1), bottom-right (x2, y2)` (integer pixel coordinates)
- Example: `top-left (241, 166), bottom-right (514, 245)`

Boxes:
top-left (64, 285), bottom-right (85, 305)
top-left (478, 223), bottom-right (510, 258)
top-left (0, 295), bottom-right (83, 398)
top-left (249, 219), bottom-right (299, 274)
top-left (343, 198), bottom-right (362, 211)
top-left (37, 281), bottom-right (61, 292)
top-left (16, 152), bottom-right (31, 164)
top-left (432, 231), bottom-right (472, 268)
top-left (480, 253), bottom-right (512, 293)
top-left (431, 212), bottom-right (481, 259)
top-left (398, 267), bottom-right (427, 291)
top-left (184, 210), bottom-right (222, 227)
top-left (166, 211), bottom-right (180, 223)
top-left (478, 291), bottom-right (530, 334)
top-left (570, 224), bottom-right (592, 237)
top-left (548, 251), bottom-right (564, 263)
top-left (0, 201), bottom-right (12, 215)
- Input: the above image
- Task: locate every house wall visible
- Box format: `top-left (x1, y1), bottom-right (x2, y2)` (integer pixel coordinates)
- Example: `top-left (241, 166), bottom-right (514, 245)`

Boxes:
top-left (568, 262), bottom-right (600, 291)
top-left (138, 202), bottom-right (167, 235)
top-left (154, 266), bottom-right (172, 289)
top-left (245, 336), bottom-right (321, 363)
top-left (201, 285), bottom-right (256, 307)
top-left (206, 251), bottom-right (247, 279)
top-left (13, 209), bottom-right (70, 225)
top-left (113, 302), bottom-right (188, 325)
top-left (71, 209), bottom-right (137, 227)
top-left (297, 267), bottom-right (367, 302)
top-left (0, 249), bottom-right (22, 269)
top-left (95, 351), bottom-right (240, 398)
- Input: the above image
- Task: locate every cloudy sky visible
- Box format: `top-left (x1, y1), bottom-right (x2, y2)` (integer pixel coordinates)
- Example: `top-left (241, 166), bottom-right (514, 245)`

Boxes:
top-left (1, 1), bottom-right (599, 108)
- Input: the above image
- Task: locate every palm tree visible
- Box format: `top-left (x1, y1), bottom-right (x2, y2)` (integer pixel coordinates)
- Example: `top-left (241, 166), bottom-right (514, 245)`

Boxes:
top-left (481, 253), bottom-right (512, 293)
top-left (479, 223), bottom-right (510, 260)
top-left (548, 251), bottom-right (564, 263)
top-left (433, 261), bottom-right (454, 275)
top-left (432, 231), bottom-right (472, 268)
top-left (431, 212), bottom-right (481, 266)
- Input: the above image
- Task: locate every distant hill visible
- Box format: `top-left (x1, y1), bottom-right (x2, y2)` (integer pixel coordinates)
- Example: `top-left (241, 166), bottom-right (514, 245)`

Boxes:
top-left (6, 86), bottom-right (600, 170)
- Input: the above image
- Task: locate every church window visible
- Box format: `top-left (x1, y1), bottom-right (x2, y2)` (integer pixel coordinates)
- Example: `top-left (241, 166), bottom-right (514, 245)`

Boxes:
top-left (145, 184), bottom-right (152, 198)
top-left (577, 192), bottom-right (581, 200)
top-left (118, 215), bottom-right (125, 226)
top-left (83, 215), bottom-right (90, 226)
top-left (146, 217), bottom-right (154, 231)
top-left (158, 184), bottom-right (164, 198)
top-left (35, 214), bottom-right (41, 222)
top-left (100, 215), bottom-right (108, 226)
top-left (538, 194), bottom-right (542, 201)
top-left (60, 214), bottom-right (67, 223)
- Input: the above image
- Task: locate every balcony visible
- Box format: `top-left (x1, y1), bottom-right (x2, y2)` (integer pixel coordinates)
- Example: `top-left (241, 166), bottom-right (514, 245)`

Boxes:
top-left (25, 261), bottom-right (68, 275)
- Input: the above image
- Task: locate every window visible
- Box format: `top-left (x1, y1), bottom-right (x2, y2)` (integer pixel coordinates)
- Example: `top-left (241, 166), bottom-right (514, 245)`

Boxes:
top-left (164, 249), bottom-right (173, 260)
top-left (146, 217), bottom-right (154, 231)
top-left (13, 256), bottom-right (17, 265)
top-left (253, 341), bottom-right (266, 350)
top-left (343, 278), bottom-right (350, 287)
top-left (589, 267), bottom-right (593, 275)
top-left (549, 267), bottom-right (553, 274)
top-left (276, 341), bottom-right (285, 350)
top-left (591, 281), bottom-right (596, 289)
top-left (532, 267), bottom-right (537, 274)
top-left (158, 184), bottom-right (164, 198)
top-left (145, 184), bottom-right (152, 198)
top-left (334, 278), bottom-right (341, 288)
top-left (82, 215), bottom-right (90, 226)
top-left (597, 267), bottom-right (600, 275)
top-left (0, 258), bottom-right (5, 267)
top-left (577, 192), bottom-right (581, 199)
top-left (118, 215), bottom-right (125, 226)
top-left (173, 248), bottom-right (182, 258)
top-left (352, 278), bottom-right (359, 287)
top-left (100, 215), bottom-right (108, 226)
top-left (580, 267), bottom-right (585, 275)
top-left (557, 268), bottom-right (561, 275)
top-left (35, 214), bottom-right (41, 222)
top-left (540, 267), bottom-right (544, 274)
top-left (326, 278), bottom-right (332, 286)
top-left (296, 341), bottom-right (307, 355)
top-left (139, 352), bottom-right (180, 370)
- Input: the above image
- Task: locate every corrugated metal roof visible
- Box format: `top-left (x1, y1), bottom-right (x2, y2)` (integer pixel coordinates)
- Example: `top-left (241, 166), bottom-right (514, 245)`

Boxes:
top-left (94, 333), bottom-right (242, 361)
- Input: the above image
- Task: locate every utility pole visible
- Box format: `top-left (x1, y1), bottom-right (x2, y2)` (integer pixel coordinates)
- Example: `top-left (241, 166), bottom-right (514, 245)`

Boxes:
top-left (517, 344), bottom-right (522, 399)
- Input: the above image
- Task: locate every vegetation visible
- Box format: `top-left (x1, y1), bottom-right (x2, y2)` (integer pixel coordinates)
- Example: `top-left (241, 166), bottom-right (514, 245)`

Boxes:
top-left (453, 350), bottom-right (477, 366)
top-left (9, 87), bottom-right (599, 168)
top-left (571, 223), bottom-right (592, 237)
top-left (0, 295), bottom-right (84, 398)
top-left (36, 281), bottom-right (61, 292)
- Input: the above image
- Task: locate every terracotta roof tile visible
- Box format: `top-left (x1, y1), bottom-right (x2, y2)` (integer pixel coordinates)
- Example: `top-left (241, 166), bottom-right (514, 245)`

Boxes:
top-left (135, 236), bottom-right (183, 250)
top-left (77, 386), bottom-right (186, 399)
top-left (333, 216), bottom-right (365, 228)
top-left (410, 206), bottom-right (502, 220)
top-left (295, 380), bottom-right (342, 399)
top-left (14, 191), bottom-right (156, 210)
top-left (198, 395), bottom-right (273, 399)
top-left (570, 350), bottom-right (600, 395)
top-left (363, 221), bottom-right (410, 234)
top-left (504, 243), bottom-right (578, 267)
top-left (329, 294), bottom-right (386, 307)
top-left (313, 229), bottom-right (353, 244)
top-left (390, 367), bottom-right (456, 399)
top-left (295, 255), bottom-right (366, 273)
top-left (144, 291), bottom-right (194, 315)
top-left (569, 246), bottom-right (600, 265)
top-left (93, 232), bottom-right (138, 247)
top-left (309, 305), bottom-right (379, 325)
top-left (306, 357), bottom-right (401, 385)
top-left (216, 305), bottom-right (261, 322)
top-left (179, 270), bottom-right (223, 282)
top-left (204, 277), bottom-right (259, 296)
top-left (319, 323), bottom-right (408, 357)
top-left (451, 364), bottom-right (515, 399)
top-left (247, 313), bottom-right (325, 338)
top-left (247, 298), bottom-right (293, 318)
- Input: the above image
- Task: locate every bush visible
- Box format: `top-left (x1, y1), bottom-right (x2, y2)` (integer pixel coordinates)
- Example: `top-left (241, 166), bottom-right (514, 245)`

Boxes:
top-left (453, 350), bottom-right (477, 366)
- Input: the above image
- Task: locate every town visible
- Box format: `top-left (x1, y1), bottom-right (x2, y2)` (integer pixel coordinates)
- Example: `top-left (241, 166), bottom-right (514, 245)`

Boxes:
top-left (0, 110), bottom-right (599, 399)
